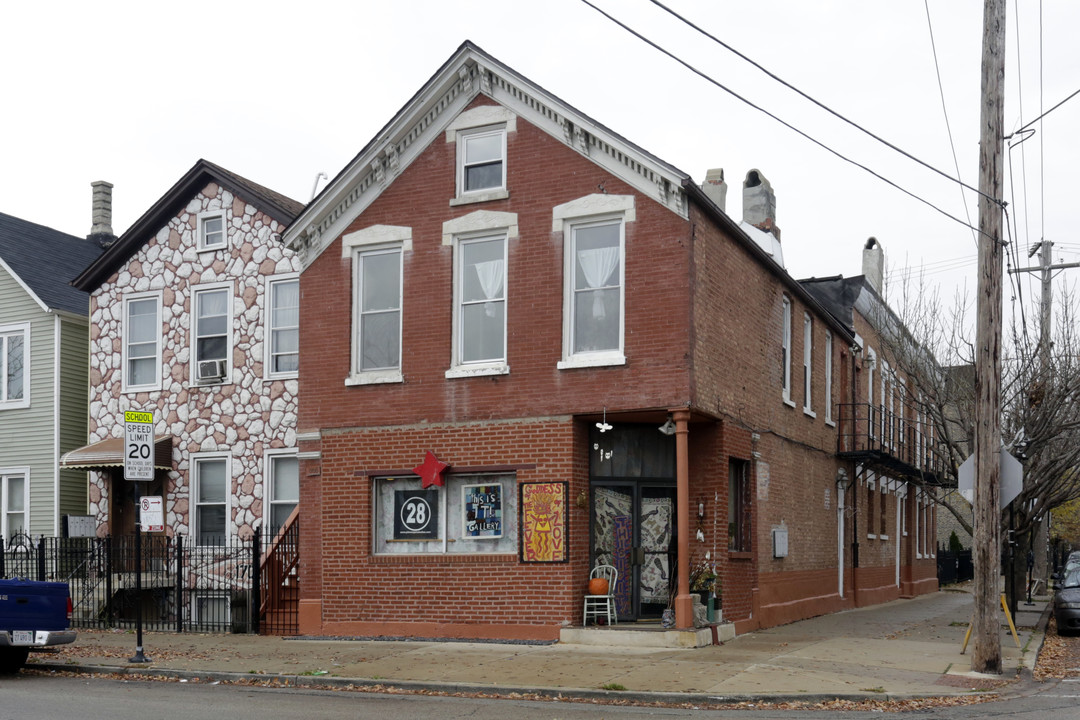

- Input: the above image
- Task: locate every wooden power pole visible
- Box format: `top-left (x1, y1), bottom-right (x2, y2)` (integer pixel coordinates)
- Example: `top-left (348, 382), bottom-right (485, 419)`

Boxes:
top-left (972, 0), bottom-right (1007, 675)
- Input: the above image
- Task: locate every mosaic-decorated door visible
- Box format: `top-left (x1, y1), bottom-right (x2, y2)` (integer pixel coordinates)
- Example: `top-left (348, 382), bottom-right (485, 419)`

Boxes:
top-left (591, 484), bottom-right (676, 620)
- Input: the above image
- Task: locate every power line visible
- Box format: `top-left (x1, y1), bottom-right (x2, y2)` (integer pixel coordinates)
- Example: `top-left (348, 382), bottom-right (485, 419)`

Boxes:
top-left (924, 0), bottom-right (979, 250)
top-left (578, 0), bottom-right (992, 239)
top-left (648, 0), bottom-right (998, 206)
top-left (1007, 86), bottom-right (1080, 138)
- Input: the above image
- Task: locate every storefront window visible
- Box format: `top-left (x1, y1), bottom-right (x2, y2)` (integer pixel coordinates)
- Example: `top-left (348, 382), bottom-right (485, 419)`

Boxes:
top-left (374, 473), bottom-right (517, 554)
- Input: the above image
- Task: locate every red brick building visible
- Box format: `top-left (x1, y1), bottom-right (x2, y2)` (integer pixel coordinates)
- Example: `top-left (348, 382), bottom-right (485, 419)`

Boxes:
top-left (283, 42), bottom-right (938, 641)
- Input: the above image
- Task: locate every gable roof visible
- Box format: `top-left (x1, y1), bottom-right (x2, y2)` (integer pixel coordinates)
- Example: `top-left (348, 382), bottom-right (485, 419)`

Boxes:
top-left (0, 211), bottom-right (104, 315)
top-left (284, 40), bottom-right (692, 268)
top-left (72, 159), bottom-right (304, 291)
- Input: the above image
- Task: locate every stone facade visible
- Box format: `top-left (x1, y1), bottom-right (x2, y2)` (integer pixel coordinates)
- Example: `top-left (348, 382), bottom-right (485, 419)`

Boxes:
top-left (86, 180), bottom-right (300, 538)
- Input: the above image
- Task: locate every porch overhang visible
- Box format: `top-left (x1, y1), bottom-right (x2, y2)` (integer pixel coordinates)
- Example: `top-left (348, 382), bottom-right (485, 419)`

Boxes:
top-left (59, 435), bottom-right (174, 471)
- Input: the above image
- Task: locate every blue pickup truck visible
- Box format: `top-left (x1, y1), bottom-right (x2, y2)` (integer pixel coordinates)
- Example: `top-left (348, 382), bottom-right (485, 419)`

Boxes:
top-left (0, 579), bottom-right (77, 673)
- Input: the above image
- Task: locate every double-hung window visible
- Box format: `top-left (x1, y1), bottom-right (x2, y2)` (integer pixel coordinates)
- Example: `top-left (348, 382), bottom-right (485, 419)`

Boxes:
top-left (354, 246), bottom-right (402, 379)
top-left (781, 297), bottom-right (792, 403)
top-left (193, 455), bottom-right (229, 545)
top-left (0, 323), bottom-right (29, 408)
top-left (197, 210), bottom-right (226, 251)
top-left (453, 234), bottom-right (506, 372)
top-left (193, 285), bottom-right (231, 384)
top-left (824, 330), bottom-right (834, 424)
top-left (554, 194), bottom-right (632, 369)
top-left (266, 451), bottom-right (298, 536)
top-left (458, 127), bottom-right (506, 196)
top-left (1, 470), bottom-right (27, 539)
top-left (802, 314), bottom-right (813, 415)
top-left (267, 276), bottom-right (299, 377)
top-left (567, 219), bottom-right (623, 360)
top-left (123, 295), bottom-right (161, 392)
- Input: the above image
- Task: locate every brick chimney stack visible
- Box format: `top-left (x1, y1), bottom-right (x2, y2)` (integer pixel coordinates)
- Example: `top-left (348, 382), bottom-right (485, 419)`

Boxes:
top-left (88, 180), bottom-right (116, 247)
top-left (862, 237), bottom-right (884, 293)
top-left (742, 169), bottom-right (780, 240)
top-left (701, 168), bottom-right (727, 213)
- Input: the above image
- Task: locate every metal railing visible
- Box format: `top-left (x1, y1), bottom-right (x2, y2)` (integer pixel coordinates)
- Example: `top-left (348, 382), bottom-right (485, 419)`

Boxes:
top-left (1, 529), bottom-right (298, 636)
top-left (836, 403), bottom-right (946, 482)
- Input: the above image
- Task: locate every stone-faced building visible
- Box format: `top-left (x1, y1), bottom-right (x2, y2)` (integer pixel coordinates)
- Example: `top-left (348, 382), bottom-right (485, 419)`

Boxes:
top-left (65, 161), bottom-right (303, 545)
top-left (279, 42), bottom-right (940, 642)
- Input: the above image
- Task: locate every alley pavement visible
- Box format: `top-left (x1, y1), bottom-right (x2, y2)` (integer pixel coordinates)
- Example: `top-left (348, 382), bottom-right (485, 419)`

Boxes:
top-left (27, 585), bottom-right (1050, 704)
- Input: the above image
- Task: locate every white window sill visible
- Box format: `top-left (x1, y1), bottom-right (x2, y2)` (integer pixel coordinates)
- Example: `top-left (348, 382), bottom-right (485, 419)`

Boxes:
top-left (783, 398), bottom-right (796, 409)
top-left (879, 535), bottom-right (889, 541)
top-left (825, 418), bottom-right (836, 428)
top-left (346, 370), bottom-right (403, 386)
top-left (265, 372), bottom-right (300, 382)
top-left (196, 245), bottom-right (226, 253)
top-left (0, 400), bottom-right (31, 410)
top-left (557, 353), bottom-right (626, 370)
top-left (803, 407), bottom-right (816, 418)
top-left (450, 189), bottom-right (508, 207)
top-left (445, 363), bottom-right (509, 379)
top-left (867, 534), bottom-right (877, 540)
top-left (187, 380), bottom-right (231, 389)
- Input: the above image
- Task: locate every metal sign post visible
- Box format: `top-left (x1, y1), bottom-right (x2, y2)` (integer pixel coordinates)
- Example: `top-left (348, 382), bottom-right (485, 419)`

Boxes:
top-left (124, 411), bottom-right (154, 664)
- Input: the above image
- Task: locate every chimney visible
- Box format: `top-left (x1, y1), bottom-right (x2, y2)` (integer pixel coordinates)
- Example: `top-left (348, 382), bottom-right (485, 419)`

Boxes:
top-left (743, 169), bottom-right (779, 240)
top-left (88, 180), bottom-right (116, 247)
top-left (862, 237), bottom-right (884, 293)
top-left (701, 168), bottom-right (727, 213)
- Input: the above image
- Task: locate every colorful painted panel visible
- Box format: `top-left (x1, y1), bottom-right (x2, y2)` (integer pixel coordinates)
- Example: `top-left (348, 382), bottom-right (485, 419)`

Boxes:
top-left (462, 483), bottom-right (503, 538)
top-left (519, 482), bottom-right (568, 563)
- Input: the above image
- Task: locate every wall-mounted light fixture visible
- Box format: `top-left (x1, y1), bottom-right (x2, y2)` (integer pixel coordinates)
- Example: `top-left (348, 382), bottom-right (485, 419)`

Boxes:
top-left (658, 416), bottom-right (676, 435)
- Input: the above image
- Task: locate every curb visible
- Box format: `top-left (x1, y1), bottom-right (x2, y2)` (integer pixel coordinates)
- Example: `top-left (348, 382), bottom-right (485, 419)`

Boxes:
top-left (26, 661), bottom-right (998, 707)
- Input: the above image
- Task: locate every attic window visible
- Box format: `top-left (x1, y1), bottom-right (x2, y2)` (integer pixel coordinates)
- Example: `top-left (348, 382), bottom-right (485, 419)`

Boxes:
top-left (459, 127), bottom-right (506, 195)
top-left (198, 210), bottom-right (226, 251)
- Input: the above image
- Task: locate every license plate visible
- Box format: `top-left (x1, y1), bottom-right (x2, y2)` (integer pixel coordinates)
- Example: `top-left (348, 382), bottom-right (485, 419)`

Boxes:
top-left (11, 631), bottom-right (34, 645)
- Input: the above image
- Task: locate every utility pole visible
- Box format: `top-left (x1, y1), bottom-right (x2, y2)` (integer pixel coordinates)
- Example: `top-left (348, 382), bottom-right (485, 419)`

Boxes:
top-left (1009, 240), bottom-right (1080, 370)
top-left (971, 0), bottom-right (1006, 675)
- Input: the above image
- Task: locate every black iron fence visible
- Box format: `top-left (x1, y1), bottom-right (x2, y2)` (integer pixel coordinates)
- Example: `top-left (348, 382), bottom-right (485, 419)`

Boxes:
top-left (937, 546), bottom-right (973, 585)
top-left (1, 529), bottom-right (297, 636)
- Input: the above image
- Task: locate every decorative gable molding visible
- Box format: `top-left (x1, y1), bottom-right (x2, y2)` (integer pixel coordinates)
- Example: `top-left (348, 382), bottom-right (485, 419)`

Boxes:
top-left (288, 42), bottom-right (689, 270)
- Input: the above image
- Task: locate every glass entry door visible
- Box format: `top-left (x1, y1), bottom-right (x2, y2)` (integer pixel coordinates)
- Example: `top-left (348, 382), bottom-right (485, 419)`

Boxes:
top-left (591, 483), bottom-right (677, 620)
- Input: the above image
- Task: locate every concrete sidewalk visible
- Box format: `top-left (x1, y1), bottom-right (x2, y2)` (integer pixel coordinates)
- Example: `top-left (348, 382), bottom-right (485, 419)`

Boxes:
top-left (27, 586), bottom-right (1050, 704)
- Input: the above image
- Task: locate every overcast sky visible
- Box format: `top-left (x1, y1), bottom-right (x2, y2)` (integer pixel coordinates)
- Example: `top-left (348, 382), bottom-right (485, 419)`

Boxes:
top-left (3, 0), bottom-right (1077, 324)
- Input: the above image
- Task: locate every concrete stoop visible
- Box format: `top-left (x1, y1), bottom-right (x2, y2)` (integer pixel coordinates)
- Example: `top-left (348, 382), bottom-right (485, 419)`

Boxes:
top-left (560, 622), bottom-right (735, 648)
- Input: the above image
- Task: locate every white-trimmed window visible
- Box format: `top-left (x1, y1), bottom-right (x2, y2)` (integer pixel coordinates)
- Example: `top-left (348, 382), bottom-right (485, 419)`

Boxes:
top-left (866, 348), bottom-right (876, 439)
top-left (457, 126), bottom-right (506, 197)
top-left (802, 313), bottom-right (813, 415)
top-left (266, 276), bottom-right (299, 377)
top-left (553, 195), bottom-right (632, 369)
top-left (193, 284), bottom-right (231, 385)
top-left (879, 480), bottom-right (888, 539)
top-left (193, 455), bottom-right (230, 545)
top-left (781, 297), bottom-right (792, 403)
top-left (866, 477), bottom-right (877, 540)
top-left (123, 294), bottom-right (161, 392)
top-left (824, 330), bottom-right (834, 424)
top-left (265, 451), bottom-right (298, 535)
top-left (451, 233), bottom-right (507, 374)
top-left (353, 245), bottom-right (402, 381)
top-left (373, 473), bottom-right (517, 555)
top-left (1, 469), bottom-right (28, 540)
top-left (197, 210), bottom-right (226, 251)
top-left (0, 323), bottom-right (29, 409)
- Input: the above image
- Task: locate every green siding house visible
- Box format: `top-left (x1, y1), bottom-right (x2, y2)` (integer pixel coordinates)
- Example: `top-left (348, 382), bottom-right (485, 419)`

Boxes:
top-left (0, 209), bottom-right (105, 539)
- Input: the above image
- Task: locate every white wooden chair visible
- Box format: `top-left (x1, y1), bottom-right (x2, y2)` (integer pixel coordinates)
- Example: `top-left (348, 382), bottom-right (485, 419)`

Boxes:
top-left (583, 564), bottom-right (618, 626)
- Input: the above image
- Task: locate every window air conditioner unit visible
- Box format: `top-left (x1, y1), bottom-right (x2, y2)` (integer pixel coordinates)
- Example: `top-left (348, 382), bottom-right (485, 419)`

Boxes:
top-left (196, 359), bottom-right (226, 382)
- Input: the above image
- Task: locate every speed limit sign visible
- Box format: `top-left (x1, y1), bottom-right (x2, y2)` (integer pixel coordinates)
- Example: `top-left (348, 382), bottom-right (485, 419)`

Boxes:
top-left (124, 411), bottom-right (155, 481)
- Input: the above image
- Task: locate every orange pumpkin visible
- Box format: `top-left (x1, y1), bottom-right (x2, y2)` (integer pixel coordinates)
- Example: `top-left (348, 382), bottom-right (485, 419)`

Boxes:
top-left (588, 578), bottom-right (609, 596)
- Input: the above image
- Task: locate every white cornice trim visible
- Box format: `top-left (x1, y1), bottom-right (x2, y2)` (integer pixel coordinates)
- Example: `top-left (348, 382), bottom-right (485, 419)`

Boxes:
top-left (285, 45), bottom-right (689, 271)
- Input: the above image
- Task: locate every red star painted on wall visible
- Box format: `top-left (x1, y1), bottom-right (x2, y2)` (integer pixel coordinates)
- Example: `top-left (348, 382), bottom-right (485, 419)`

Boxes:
top-left (413, 451), bottom-right (449, 489)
